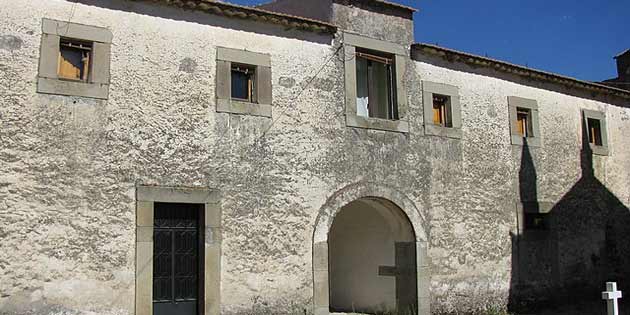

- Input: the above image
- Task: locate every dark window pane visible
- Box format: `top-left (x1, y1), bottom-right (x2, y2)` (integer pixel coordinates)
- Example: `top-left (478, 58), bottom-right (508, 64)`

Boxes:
top-left (588, 118), bottom-right (603, 146)
top-left (524, 213), bottom-right (549, 230)
top-left (231, 64), bottom-right (255, 102)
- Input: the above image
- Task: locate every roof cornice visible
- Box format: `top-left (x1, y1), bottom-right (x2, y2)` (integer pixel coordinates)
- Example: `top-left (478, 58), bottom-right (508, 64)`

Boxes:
top-left (413, 43), bottom-right (630, 101)
top-left (134, 0), bottom-right (337, 34)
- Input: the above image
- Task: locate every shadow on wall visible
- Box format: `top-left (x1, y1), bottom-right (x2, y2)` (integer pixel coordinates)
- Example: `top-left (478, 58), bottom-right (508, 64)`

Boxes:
top-left (74, 0), bottom-right (333, 44)
top-left (508, 121), bottom-right (630, 313)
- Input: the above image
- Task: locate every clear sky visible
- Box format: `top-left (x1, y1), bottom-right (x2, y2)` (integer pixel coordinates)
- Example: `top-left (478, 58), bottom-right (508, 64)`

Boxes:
top-left (227, 0), bottom-right (629, 82)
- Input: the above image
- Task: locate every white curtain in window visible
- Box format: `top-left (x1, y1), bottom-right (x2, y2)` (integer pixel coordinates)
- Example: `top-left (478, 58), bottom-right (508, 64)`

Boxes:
top-left (356, 57), bottom-right (369, 117)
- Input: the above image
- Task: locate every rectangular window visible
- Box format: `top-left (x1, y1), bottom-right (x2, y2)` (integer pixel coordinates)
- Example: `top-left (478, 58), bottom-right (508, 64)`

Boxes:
top-left (432, 94), bottom-right (451, 127)
top-left (524, 213), bottom-right (549, 231)
top-left (587, 118), bottom-right (603, 146)
top-left (231, 64), bottom-right (256, 103)
top-left (516, 108), bottom-right (531, 137)
top-left (355, 50), bottom-right (397, 120)
top-left (58, 39), bottom-right (92, 82)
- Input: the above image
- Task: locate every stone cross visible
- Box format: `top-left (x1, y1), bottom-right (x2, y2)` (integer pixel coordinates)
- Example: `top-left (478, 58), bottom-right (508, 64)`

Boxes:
top-left (602, 282), bottom-right (622, 315)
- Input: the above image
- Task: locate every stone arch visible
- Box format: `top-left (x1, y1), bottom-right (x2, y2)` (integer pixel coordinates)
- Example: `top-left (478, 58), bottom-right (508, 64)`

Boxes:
top-left (312, 181), bottom-right (430, 315)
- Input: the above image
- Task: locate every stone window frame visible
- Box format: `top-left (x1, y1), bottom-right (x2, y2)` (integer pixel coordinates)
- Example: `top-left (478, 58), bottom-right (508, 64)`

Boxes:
top-left (582, 109), bottom-right (610, 156)
top-left (136, 186), bottom-right (222, 315)
top-left (216, 47), bottom-right (272, 118)
top-left (421, 81), bottom-right (463, 139)
top-left (508, 96), bottom-right (541, 147)
top-left (343, 32), bottom-right (409, 133)
top-left (37, 18), bottom-right (112, 100)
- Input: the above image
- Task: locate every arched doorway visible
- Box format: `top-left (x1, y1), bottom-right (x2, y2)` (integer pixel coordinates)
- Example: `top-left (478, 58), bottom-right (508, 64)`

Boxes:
top-left (329, 198), bottom-right (417, 314)
top-left (312, 182), bottom-right (429, 315)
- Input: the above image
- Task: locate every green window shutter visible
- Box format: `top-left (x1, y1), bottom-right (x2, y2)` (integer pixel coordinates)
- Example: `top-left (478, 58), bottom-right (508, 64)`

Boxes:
top-left (39, 33), bottom-right (60, 79)
top-left (91, 42), bottom-right (111, 84)
top-left (256, 66), bottom-right (272, 105)
top-left (216, 60), bottom-right (231, 101)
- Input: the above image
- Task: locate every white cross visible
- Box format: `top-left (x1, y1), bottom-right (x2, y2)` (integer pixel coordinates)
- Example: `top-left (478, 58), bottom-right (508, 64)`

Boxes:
top-left (602, 282), bottom-right (623, 315)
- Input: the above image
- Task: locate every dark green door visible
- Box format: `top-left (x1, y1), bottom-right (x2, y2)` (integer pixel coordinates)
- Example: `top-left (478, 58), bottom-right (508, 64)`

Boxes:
top-left (153, 203), bottom-right (203, 315)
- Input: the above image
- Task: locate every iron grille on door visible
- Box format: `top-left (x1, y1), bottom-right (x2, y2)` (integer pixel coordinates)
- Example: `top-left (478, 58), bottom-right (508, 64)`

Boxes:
top-left (153, 203), bottom-right (203, 315)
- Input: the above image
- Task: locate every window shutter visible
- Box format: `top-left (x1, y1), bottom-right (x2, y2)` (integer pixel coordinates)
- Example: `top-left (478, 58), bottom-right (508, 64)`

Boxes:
top-left (216, 60), bottom-right (231, 100)
top-left (39, 33), bottom-right (60, 79)
top-left (91, 42), bottom-right (111, 84)
top-left (256, 66), bottom-right (272, 105)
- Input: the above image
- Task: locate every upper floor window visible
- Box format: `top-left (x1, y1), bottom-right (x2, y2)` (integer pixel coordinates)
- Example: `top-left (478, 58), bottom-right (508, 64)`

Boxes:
top-left (216, 47), bottom-right (272, 118)
top-left (355, 50), bottom-right (397, 120)
top-left (516, 108), bottom-right (532, 138)
top-left (231, 63), bottom-right (256, 103)
top-left (582, 109), bottom-right (609, 156)
top-left (587, 118), bottom-right (603, 146)
top-left (432, 95), bottom-right (450, 127)
top-left (37, 18), bottom-right (112, 100)
top-left (58, 39), bottom-right (92, 82)
top-left (508, 96), bottom-right (541, 147)
top-left (422, 81), bottom-right (462, 139)
top-left (343, 32), bottom-right (409, 133)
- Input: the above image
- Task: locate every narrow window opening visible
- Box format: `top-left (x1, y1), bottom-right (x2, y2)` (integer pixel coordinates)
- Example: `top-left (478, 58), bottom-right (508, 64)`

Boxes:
top-left (516, 108), bottom-right (532, 138)
top-left (587, 118), bottom-right (603, 146)
top-left (356, 50), bottom-right (398, 120)
top-left (231, 63), bottom-right (256, 103)
top-left (524, 213), bottom-right (549, 231)
top-left (58, 39), bottom-right (92, 82)
top-left (432, 94), bottom-right (452, 127)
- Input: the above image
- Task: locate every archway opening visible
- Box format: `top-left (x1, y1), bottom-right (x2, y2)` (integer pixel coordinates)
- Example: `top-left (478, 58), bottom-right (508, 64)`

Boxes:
top-left (328, 197), bottom-right (417, 314)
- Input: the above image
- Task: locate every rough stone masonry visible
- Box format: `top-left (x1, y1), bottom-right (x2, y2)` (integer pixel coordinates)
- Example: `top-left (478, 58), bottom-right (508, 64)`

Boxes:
top-left (1, 0), bottom-right (630, 315)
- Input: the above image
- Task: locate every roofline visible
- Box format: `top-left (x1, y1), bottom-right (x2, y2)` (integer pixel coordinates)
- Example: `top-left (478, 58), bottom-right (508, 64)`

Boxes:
top-left (136, 0), bottom-right (337, 34)
top-left (614, 49), bottom-right (630, 59)
top-left (367, 0), bottom-right (418, 12)
top-left (412, 43), bottom-right (630, 100)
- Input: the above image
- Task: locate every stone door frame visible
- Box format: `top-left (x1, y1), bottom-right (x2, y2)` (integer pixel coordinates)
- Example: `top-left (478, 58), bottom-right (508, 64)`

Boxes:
top-left (312, 182), bottom-right (430, 315)
top-left (135, 185), bottom-right (222, 315)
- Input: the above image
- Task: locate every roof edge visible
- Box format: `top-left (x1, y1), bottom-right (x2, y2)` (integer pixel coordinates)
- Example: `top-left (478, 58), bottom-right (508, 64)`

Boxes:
top-left (614, 49), bottom-right (630, 59)
top-left (412, 43), bottom-right (630, 101)
top-left (135, 0), bottom-right (337, 34)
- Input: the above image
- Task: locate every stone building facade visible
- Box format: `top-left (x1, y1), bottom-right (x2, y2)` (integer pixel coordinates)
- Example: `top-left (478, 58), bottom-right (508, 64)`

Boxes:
top-left (1, 1), bottom-right (629, 315)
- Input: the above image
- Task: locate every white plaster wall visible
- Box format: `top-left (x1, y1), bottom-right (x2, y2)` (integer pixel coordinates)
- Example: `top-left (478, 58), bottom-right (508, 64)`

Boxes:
top-left (414, 59), bottom-right (630, 313)
top-left (0, 1), bottom-right (336, 314)
top-left (1, 0), bottom-right (630, 314)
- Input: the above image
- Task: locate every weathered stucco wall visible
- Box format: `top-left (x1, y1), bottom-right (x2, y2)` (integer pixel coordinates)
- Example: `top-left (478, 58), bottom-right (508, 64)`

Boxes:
top-left (1, 1), bottom-right (630, 315)
top-left (0, 0), bottom-right (336, 314)
top-left (414, 58), bottom-right (630, 313)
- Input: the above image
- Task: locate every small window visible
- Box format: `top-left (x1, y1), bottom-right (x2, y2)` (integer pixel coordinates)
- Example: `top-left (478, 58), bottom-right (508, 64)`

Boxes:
top-left (587, 118), bottom-right (603, 146)
top-left (508, 97), bottom-right (540, 146)
top-left (37, 19), bottom-right (112, 99)
top-left (524, 213), bottom-right (549, 231)
top-left (355, 50), bottom-right (398, 120)
top-left (432, 94), bottom-right (452, 127)
top-left (58, 39), bottom-right (92, 82)
top-left (516, 108), bottom-right (532, 138)
top-left (231, 64), bottom-right (256, 103)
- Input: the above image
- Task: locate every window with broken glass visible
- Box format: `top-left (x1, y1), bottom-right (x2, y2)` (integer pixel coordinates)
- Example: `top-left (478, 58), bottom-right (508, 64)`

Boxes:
top-left (58, 39), bottom-right (92, 82)
top-left (355, 50), bottom-right (398, 120)
top-left (231, 63), bottom-right (256, 103)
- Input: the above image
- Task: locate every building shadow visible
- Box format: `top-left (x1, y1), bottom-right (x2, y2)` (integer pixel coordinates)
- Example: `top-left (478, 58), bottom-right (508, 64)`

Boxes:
top-left (508, 122), bottom-right (630, 314)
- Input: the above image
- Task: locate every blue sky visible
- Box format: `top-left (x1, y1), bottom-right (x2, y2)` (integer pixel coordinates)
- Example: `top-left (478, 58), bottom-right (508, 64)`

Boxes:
top-left (228, 0), bottom-right (629, 82)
